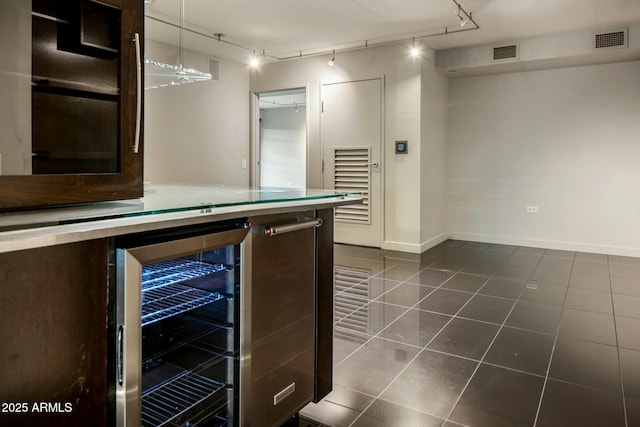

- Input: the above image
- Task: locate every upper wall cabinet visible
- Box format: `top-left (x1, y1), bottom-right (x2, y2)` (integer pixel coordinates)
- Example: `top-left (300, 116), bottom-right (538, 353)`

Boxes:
top-left (0, 0), bottom-right (144, 210)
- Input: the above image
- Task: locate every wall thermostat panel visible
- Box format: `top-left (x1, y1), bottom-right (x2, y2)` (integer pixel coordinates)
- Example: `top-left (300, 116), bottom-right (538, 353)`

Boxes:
top-left (395, 140), bottom-right (408, 154)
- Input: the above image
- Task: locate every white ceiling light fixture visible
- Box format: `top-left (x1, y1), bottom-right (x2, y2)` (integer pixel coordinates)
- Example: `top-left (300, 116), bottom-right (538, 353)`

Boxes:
top-left (328, 50), bottom-right (336, 66)
top-left (144, 0), bottom-right (212, 89)
top-left (410, 37), bottom-right (421, 58)
top-left (249, 50), bottom-right (261, 68)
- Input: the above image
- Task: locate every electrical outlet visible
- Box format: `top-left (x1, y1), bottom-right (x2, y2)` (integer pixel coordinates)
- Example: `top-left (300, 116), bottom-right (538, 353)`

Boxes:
top-left (526, 206), bottom-right (538, 213)
top-left (241, 159), bottom-right (247, 169)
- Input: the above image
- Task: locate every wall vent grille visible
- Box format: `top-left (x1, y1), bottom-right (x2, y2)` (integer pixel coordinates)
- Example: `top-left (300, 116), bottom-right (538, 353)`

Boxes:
top-left (595, 30), bottom-right (627, 49)
top-left (493, 44), bottom-right (518, 60)
top-left (334, 147), bottom-right (371, 223)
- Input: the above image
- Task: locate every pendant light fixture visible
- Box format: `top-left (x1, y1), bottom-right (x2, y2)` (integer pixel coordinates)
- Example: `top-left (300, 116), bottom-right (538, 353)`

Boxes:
top-left (144, 0), bottom-right (212, 89)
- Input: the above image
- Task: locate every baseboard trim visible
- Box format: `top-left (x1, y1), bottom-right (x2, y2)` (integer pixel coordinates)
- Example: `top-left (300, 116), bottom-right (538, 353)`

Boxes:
top-left (381, 240), bottom-right (422, 254)
top-left (420, 233), bottom-right (450, 253)
top-left (448, 232), bottom-right (640, 258)
top-left (382, 233), bottom-right (449, 254)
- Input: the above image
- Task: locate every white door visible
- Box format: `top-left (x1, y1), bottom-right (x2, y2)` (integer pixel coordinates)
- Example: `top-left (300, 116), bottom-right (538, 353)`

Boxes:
top-left (322, 79), bottom-right (382, 247)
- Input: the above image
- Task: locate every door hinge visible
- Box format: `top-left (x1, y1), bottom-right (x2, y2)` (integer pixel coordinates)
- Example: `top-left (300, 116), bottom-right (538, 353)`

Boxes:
top-left (321, 101), bottom-right (324, 113)
top-left (321, 159), bottom-right (325, 173)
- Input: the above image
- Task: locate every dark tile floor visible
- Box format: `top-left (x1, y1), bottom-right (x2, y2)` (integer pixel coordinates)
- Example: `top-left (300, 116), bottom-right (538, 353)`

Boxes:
top-left (299, 240), bottom-right (640, 427)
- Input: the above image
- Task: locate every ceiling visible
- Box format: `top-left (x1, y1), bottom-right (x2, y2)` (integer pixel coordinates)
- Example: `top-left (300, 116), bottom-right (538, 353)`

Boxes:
top-left (144, 0), bottom-right (640, 63)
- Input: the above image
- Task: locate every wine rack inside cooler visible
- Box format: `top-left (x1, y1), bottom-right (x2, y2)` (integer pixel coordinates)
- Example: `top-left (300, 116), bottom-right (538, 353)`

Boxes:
top-left (139, 246), bottom-right (240, 427)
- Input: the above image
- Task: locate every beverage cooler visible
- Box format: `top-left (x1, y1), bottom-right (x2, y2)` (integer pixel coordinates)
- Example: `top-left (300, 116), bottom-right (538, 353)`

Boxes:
top-left (115, 220), bottom-right (250, 427)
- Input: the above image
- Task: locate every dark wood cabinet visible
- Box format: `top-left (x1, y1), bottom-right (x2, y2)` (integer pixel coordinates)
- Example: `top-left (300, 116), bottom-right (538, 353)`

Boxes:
top-left (245, 210), bottom-right (334, 426)
top-left (0, 0), bottom-right (144, 210)
top-left (0, 205), bottom-right (338, 427)
top-left (0, 239), bottom-right (109, 427)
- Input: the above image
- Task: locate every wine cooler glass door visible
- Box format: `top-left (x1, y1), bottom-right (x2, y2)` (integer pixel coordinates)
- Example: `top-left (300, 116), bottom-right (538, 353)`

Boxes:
top-left (116, 224), bottom-right (249, 427)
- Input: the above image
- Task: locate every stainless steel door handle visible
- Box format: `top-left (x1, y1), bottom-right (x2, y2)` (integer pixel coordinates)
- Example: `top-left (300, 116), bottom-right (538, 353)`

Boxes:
top-left (132, 33), bottom-right (142, 154)
top-left (117, 325), bottom-right (124, 386)
top-left (264, 218), bottom-right (323, 236)
top-left (368, 162), bottom-right (379, 167)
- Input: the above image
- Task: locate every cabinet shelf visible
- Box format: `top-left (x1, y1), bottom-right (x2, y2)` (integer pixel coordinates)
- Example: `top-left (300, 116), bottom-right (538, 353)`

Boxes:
top-left (32, 150), bottom-right (117, 160)
top-left (141, 369), bottom-right (226, 427)
top-left (79, 0), bottom-right (121, 56)
top-left (142, 283), bottom-right (225, 327)
top-left (142, 259), bottom-right (231, 289)
top-left (141, 259), bottom-right (232, 327)
top-left (32, 11), bottom-right (70, 24)
top-left (32, 78), bottom-right (119, 100)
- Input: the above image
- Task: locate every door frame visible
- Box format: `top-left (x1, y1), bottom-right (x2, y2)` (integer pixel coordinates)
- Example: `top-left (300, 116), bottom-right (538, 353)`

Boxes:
top-left (320, 76), bottom-right (385, 248)
top-left (250, 86), bottom-right (310, 189)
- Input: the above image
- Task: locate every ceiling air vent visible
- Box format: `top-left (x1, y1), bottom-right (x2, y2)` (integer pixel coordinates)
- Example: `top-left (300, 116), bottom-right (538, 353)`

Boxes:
top-left (493, 44), bottom-right (518, 60)
top-left (595, 29), bottom-right (627, 49)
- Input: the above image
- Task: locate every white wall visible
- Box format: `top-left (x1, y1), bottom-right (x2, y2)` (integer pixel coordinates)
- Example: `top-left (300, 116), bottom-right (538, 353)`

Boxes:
top-left (250, 44), bottom-right (448, 252)
top-left (447, 60), bottom-right (640, 256)
top-left (420, 50), bottom-right (449, 249)
top-left (143, 39), bottom-right (250, 186)
top-left (259, 106), bottom-right (306, 188)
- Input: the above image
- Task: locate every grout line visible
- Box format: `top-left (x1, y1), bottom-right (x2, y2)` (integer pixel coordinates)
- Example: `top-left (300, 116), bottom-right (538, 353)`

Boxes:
top-left (349, 268), bottom-right (494, 425)
top-left (608, 255), bottom-right (629, 427)
top-left (346, 266), bottom-right (487, 425)
top-left (346, 242), bottom-right (513, 425)
top-left (441, 280), bottom-right (523, 424)
top-left (333, 264), bottom-right (408, 368)
top-left (333, 301), bottom-right (412, 370)
top-left (331, 242), bottom-right (638, 427)
top-left (531, 250), bottom-right (575, 426)
top-left (334, 251), bottom-right (466, 372)
top-left (441, 245), bottom-right (550, 424)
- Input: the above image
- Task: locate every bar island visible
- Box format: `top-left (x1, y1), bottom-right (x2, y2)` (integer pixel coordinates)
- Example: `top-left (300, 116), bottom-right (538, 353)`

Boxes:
top-left (0, 184), bottom-right (361, 427)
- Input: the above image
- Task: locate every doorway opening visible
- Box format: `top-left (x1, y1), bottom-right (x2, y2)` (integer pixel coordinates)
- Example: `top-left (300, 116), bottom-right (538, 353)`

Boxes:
top-left (255, 88), bottom-right (307, 189)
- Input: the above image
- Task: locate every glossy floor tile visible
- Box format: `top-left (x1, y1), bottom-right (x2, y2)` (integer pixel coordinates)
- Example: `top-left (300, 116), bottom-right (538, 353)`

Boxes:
top-left (427, 318), bottom-right (499, 360)
top-left (300, 240), bottom-right (640, 427)
top-left (535, 380), bottom-right (626, 427)
top-left (380, 349), bottom-right (478, 418)
top-left (448, 363), bottom-right (544, 427)
top-left (483, 326), bottom-right (554, 376)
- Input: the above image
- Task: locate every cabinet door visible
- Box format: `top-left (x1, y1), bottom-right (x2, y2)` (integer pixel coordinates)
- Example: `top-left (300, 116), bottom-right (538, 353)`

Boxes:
top-left (245, 210), bottom-right (334, 426)
top-left (0, 0), bottom-right (144, 209)
top-left (0, 239), bottom-right (109, 427)
top-left (247, 212), bottom-right (316, 427)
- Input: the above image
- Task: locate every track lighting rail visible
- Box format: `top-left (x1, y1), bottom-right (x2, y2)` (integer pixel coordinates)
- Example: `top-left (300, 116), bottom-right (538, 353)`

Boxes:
top-left (146, 0), bottom-right (479, 64)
